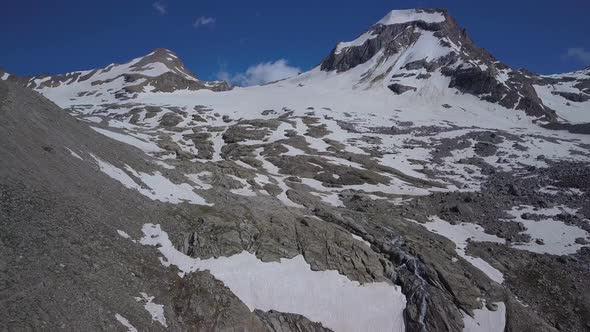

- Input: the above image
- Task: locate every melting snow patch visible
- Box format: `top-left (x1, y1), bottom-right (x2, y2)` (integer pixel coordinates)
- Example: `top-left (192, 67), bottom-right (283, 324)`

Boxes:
top-left (91, 155), bottom-right (212, 205)
top-left (116, 230), bottom-right (134, 241)
top-left (114, 314), bottom-right (138, 332)
top-left (83, 116), bottom-right (103, 123)
top-left (539, 186), bottom-right (583, 196)
top-left (282, 144), bottom-right (307, 156)
top-left (65, 147), bottom-right (83, 160)
top-left (135, 293), bottom-right (167, 327)
top-left (92, 127), bottom-right (163, 153)
top-left (139, 223), bottom-right (406, 332)
top-left (412, 216), bottom-right (505, 283)
top-left (125, 166), bottom-right (213, 205)
top-left (462, 301), bottom-right (506, 332)
top-left (504, 205), bottom-right (589, 255)
top-left (153, 160), bottom-right (175, 169)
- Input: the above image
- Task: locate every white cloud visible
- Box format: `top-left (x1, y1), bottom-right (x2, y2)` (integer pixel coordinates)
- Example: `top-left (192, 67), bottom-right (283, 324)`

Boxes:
top-left (562, 48), bottom-right (590, 64)
top-left (218, 59), bottom-right (301, 86)
top-left (194, 16), bottom-right (216, 28)
top-left (153, 2), bottom-right (166, 15)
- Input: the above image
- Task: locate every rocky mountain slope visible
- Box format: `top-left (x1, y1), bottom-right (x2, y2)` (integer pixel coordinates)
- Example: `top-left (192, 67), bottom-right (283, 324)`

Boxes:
top-left (2, 8), bottom-right (590, 332)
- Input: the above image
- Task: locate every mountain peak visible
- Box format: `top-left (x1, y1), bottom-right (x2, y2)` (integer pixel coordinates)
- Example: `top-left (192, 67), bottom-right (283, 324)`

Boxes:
top-left (17, 48), bottom-right (230, 106)
top-left (319, 8), bottom-right (558, 121)
top-left (129, 48), bottom-right (198, 81)
top-left (376, 8), bottom-right (446, 26)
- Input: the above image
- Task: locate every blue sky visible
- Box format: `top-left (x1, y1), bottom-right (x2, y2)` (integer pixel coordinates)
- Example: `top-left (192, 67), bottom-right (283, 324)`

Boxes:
top-left (1, 0), bottom-right (589, 82)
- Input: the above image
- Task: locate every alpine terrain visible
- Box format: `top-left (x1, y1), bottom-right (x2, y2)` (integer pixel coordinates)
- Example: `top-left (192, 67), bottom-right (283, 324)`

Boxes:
top-left (2, 8), bottom-right (590, 332)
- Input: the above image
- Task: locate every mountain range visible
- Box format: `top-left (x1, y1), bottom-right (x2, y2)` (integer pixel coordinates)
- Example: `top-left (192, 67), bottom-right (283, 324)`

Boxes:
top-left (1, 8), bottom-right (589, 332)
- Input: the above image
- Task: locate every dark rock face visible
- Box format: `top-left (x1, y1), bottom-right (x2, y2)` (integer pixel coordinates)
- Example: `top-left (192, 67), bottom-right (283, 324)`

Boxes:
top-left (159, 112), bottom-right (183, 127)
top-left (446, 67), bottom-right (499, 95)
top-left (171, 271), bottom-right (268, 330)
top-left (388, 83), bottom-right (417, 94)
top-left (255, 310), bottom-right (333, 332)
top-left (320, 24), bottom-right (423, 73)
top-left (551, 91), bottom-right (590, 103)
top-left (542, 122), bottom-right (590, 135)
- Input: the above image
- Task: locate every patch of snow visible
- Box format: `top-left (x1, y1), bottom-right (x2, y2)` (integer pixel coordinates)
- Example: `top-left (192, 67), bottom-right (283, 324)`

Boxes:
top-left (65, 147), bottom-right (83, 160)
top-left (463, 301), bottom-right (506, 332)
top-left (92, 127), bottom-right (163, 153)
top-left (140, 223), bottom-right (406, 332)
top-left (84, 116), bottom-right (103, 123)
top-left (351, 234), bottom-right (371, 247)
top-left (135, 293), bottom-right (167, 327)
top-left (282, 143), bottom-right (307, 156)
top-left (153, 160), bottom-right (175, 169)
top-left (125, 165), bottom-right (213, 205)
top-left (114, 314), bottom-right (138, 332)
top-left (117, 230), bottom-right (132, 239)
top-left (504, 205), bottom-right (589, 255)
top-left (91, 155), bottom-right (211, 205)
top-left (539, 186), bottom-right (583, 196)
top-left (377, 9), bottom-right (446, 26)
top-left (413, 216), bottom-right (505, 283)
top-left (534, 83), bottom-right (590, 123)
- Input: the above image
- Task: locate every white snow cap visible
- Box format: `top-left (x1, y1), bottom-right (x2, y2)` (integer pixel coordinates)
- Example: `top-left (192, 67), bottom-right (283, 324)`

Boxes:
top-left (377, 9), bottom-right (446, 26)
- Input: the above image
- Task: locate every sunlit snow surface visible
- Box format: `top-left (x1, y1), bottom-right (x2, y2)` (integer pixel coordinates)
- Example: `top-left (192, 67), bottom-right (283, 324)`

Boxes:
top-left (377, 9), bottom-right (446, 25)
top-left (134, 293), bottom-right (167, 327)
top-left (91, 155), bottom-right (212, 205)
top-left (65, 147), bottom-right (83, 160)
top-left (139, 223), bottom-right (406, 332)
top-left (412, 216), bottom-right (505, 283)
top-left (503, 205), bottom-right (590, 255)
top-left (92, 127), bottom-right (163, 153)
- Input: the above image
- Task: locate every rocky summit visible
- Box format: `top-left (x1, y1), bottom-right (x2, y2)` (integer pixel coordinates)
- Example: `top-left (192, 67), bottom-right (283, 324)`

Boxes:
top-left (2, 8), bottom-right (590, 332)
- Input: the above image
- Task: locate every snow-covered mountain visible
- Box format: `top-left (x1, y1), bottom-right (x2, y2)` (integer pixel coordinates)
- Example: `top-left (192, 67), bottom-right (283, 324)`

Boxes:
top-left (318, 9), bottom-right (590, 123)
top-left (0, 48), bottom-right (229, 104)
top-left (2, 8), bottom-right (590, 332)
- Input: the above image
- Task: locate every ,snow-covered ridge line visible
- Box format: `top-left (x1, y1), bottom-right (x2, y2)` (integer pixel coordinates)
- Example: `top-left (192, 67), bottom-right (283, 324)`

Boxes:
top-left (377, 9), bottom-right (446, 26)
top-left (16, 48), bottom-right (229, 109)
top-left (335, 31), bottom-right (378, 54)
top-left (138, 223), bottom-right (406, 332)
